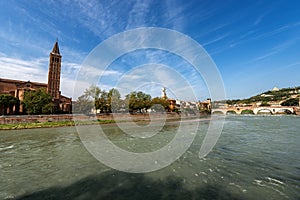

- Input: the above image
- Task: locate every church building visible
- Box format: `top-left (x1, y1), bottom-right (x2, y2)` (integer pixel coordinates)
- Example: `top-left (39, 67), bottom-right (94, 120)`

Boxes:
top-left (0, 41), bottom-right (72, 114)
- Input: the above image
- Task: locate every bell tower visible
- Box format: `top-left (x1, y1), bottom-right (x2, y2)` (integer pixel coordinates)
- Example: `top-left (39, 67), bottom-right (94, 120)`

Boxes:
top-left (47, 41), bottom-right (61, 100)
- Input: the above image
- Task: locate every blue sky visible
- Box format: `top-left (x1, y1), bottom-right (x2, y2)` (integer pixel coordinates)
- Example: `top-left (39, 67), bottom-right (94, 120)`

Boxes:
top-left (0, 0), bottom-right (299, 101)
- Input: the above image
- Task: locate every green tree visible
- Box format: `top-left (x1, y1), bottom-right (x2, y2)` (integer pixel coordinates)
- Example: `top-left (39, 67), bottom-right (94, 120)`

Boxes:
top-left (281, 98), bottom-right (299, 106)
top-left (260, 101), bottom-right (270, 107)
top-left (151, 97), bottom-right (170, 112)
top-left (84, 85), bottom-right (101, 100)
top-left (97, 90), bottom-right (109, 113)
top-left (73, 94), bottom-right (93, 114)
top-left (241, 109), bottom-right (254, 114)
top-left (22, 89), bottom-right (53, 114)
top-left (125, 91), bottom-right (152, 113)
top-left (74, 85), bottom-right (104, 114)
top-left (0, 95), bottom-right (19, 115)
top-left (107, 88), bottom-right (121, 113)
top-left (137, 91), bottom-right (152, 111)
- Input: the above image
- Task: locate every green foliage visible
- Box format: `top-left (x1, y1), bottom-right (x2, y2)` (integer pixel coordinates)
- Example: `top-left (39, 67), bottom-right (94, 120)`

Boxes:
top-left (84, 84), bottom-right (101, 100)
top-left (95, 90), bottom-right (109, 113)
top-left (73, 94), bottom-right (93, 114)
top-left (226, 99), bottom-right (240, 105)
top-left (22, 89), bottom-right (53, 114)
top-left (0, 94), bottom-right (19, 115)
top-left (260, 101), bottom-right (270, 107)
top-left (241, 109), bottom-right (254, 114)
top-left (125, 91), bottom-right (152, 113)
top-left (151, 97), bottom-right (170, 112)
top-left (95, 88), bottom-right (122, 113)
top-left (74, 86), bottom-right (123, 114)
top-left (108, 88), bottom-right (122, 113)
top-left (226, 86), bottom-right (300, 105)
top-left (281, 98), bottom-right (299, 106)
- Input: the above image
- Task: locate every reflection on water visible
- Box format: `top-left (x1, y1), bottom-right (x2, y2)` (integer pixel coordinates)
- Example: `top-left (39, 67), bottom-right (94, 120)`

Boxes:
top-left (0, 116), bottom-right (299, 200)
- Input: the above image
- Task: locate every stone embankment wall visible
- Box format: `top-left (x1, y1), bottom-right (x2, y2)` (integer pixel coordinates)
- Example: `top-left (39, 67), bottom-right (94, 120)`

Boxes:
top-left (0, 114), bottom-right (74, 124)
top-left (0, 113), bottom-right (194, 124)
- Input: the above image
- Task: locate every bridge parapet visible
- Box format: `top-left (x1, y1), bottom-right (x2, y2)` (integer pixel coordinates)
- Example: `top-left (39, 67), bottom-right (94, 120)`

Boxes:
top-left (212, 106), bottom-right (295, 115)
top-left (253, 107), bottom-right (294, 114)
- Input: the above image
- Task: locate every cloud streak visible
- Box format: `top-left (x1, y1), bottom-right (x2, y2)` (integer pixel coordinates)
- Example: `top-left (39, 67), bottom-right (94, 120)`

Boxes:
top-left (0, 56), bottom-right (48, 83)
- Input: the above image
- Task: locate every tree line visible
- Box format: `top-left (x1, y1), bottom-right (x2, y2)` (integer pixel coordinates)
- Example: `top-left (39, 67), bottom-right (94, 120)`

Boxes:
top-left (73, 85), bottom-right (170, 114)
top-left (0, 88), bottom-right (55, 115)
top-left (0, 86), bottom-right (170, 115)
top-left (0, 94), bottom-right (19, 115)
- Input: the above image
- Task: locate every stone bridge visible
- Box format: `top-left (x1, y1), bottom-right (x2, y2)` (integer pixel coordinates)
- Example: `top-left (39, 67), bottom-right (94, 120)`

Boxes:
top-left (212, 106), bottom-right (295, 115)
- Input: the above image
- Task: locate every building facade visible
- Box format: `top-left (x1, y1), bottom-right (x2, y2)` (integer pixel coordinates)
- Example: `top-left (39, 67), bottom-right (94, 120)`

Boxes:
top-left (0, 41), bottom-right (72, 114)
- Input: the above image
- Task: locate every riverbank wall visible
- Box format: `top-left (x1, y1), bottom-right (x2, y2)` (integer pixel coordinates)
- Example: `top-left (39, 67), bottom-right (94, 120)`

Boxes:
top-left (0, 113), bottom-right (201, 125)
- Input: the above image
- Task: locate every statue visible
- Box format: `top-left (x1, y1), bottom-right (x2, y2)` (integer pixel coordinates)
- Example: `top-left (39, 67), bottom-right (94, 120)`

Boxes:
top-left (161, 87), bottom-right (167, 99)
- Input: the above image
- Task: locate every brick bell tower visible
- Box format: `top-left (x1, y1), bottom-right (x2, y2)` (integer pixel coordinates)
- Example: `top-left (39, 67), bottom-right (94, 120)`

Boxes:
top-left (47, 41), bottom-right (62, 102)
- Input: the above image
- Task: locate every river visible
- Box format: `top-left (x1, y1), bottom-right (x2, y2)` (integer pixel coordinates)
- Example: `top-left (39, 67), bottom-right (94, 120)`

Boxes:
top-left (0, 115), bottom-right (299, 199)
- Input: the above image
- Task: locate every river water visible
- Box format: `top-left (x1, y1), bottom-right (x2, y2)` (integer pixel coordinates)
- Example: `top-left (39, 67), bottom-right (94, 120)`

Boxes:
top-left (0, 115), bottom-right (299, 199)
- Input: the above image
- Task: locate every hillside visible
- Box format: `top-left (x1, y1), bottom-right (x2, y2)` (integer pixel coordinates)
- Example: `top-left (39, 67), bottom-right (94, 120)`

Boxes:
top-left (226, 86), bottom-right (300, 107)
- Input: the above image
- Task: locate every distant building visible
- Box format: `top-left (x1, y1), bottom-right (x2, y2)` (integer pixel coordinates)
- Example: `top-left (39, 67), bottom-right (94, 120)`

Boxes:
top-left (197, 98), bottom-right (212, 112)
top-left (261, 94), bottom-right (273, 97)
top-left (156, 87), bottom-right (212, 113)
top-left (0, 41), bottom-right (72, 114)
top-left (168, 99), bottom-right (176, 111)
top-left (272, 87), bottom-right (279, 92)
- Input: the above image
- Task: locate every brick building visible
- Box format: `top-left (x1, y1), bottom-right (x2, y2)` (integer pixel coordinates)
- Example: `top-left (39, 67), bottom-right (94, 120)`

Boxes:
top-left (0, 41), bottom-right (72, 114)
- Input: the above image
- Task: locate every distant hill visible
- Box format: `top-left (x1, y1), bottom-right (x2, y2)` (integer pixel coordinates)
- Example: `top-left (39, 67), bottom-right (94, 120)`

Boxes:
top-left (226, 86), bottom-right (300, 107)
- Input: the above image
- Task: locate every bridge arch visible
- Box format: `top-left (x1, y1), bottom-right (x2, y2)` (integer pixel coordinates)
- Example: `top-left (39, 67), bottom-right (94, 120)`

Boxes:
top-left (226, 110), bottom-right (237, 115)
top-left (275, 109), bottom-right (293, 114)
top-left (256, 108), bottom-right (273, 115)
top-left (253, 107), bottom-right (294, 115)
top-left (212, 109), bottom-right (226, 115)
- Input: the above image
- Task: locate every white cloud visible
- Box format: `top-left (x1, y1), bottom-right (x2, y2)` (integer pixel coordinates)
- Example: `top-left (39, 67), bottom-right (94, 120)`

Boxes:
top-left (0, 56), bottom-right (48, 83)
top-left (126, 0), bottom-right (151, 29)
top-left (75, 64), bottom-right (121, 81)
top-left (202, 33), bottom-right (229, 46)
top-left (0, 55), bottom-right (89, 99)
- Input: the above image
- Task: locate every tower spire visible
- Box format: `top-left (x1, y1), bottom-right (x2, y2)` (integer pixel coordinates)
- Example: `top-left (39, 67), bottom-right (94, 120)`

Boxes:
top-left (51, 40), bottom-right (60, 54)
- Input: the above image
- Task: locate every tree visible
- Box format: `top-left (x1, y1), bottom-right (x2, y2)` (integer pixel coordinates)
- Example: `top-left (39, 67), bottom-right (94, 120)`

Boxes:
top-left (96, 90), bottom-right (109, 113)
top-left (107, 88), bottom-right (121, 113)
top-left (73, 94), bottom-right (93, 114)
top-left (125, 92), bottom-right (137, 113)
top-left (22, 89), bottom-right (53, 114)
top-left (281, 98), bottom-right (299, 106)
top-left (260, 101), bottom-right (270, 107)
top-left (241, 109), bottom-right (254, 114)
top-left (125, 91), bottom-right (152, 113)
top-left (74, 85), bottom-right (102, 114)
top-left (84, 85), bottom-right (101, 100)
top-left (75, 86), bottom-right (123, 114)
top-left (151, 97), bottom-right (170, 112)
top-left (0, 95), bottom-right (19, 115)
top-left (137, 91), bottom-right (152, 111)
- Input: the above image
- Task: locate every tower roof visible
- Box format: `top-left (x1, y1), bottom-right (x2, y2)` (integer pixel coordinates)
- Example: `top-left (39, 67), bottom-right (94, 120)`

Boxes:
top-left (51, 41), bottom-right (60, 55)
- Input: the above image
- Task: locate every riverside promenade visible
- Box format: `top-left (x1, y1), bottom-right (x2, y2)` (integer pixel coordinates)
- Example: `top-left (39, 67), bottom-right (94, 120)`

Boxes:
top-left (0, 112), bottom-right (197, 125)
